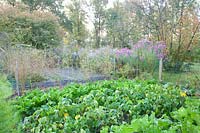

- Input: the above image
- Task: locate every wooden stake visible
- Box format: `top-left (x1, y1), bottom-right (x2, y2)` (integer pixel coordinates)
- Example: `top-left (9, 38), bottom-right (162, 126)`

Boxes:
top-left (15, 60), bottom-right (20, 96)
top-left (159, 58), bottom-right (163, 81)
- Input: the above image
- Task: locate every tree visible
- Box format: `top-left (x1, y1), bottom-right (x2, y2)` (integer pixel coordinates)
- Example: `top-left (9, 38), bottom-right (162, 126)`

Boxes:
top-left (68, 0), bottom-right (87, 47)
top-left (105, 1), bottom-right (141, 48)
top-left (132, 0), bottom-right (200, 71)
top-left (5, 0), bottom-right (16, 6)
top-left (90, 0), bottom-right (108, 47)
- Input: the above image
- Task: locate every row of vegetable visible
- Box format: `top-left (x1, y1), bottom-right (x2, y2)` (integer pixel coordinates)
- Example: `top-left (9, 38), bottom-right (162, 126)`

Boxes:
top-left (102, 98), bottom-right (200, 133)
top-left (15, 79), bottom-right (200, 133)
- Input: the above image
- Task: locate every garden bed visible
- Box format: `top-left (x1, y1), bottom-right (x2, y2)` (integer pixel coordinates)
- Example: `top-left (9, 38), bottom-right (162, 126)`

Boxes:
top-left (15, 79), bottom-right (200, 133)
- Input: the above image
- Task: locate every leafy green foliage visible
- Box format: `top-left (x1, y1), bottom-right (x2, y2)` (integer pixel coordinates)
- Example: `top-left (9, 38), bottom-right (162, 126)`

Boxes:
top-left (0, 5), bottom-right (62, 49)
top-left (107, 98), bottom-right (200, 133)
top-left (105, 2), bottom-right (141, 48)
top-left (16, 80), bottom-right (185, 132)
top-left (0, 75), bottom-right (20, 133)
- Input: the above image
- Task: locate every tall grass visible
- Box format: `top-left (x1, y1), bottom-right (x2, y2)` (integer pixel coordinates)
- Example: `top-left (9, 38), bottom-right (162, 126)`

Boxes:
top-left (2, 47), bottom-right (51, 95)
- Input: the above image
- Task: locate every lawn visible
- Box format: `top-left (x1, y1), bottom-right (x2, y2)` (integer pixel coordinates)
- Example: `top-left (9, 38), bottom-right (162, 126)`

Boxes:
top-left (154, 63), bottom-right (200, 90)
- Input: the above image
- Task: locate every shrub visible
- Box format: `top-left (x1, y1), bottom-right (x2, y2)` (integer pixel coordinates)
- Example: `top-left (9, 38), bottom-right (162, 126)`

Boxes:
top-left (115, 64), bottom-right (136, 78)
top-left (0, 4), bottom-right (63, 49)
top-left (26, 74), bottom-right (46, 83)
top-left (80, 46), bottom-right (115, 75)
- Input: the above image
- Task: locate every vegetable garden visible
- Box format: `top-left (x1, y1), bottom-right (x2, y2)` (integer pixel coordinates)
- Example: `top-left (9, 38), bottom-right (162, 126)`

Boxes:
top-left (15, 80), bottom-right (199, 133)
top-left (0, 0), bottom-right (200, 132)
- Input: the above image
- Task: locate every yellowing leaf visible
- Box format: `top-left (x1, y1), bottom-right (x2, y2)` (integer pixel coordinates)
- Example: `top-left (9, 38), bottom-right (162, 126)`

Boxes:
top-left (64, 113), bottom-right (69, 117)
top-left (180, 92), bottom-right (186, 97)
top-left (75, 115), bottom-right (81, 120)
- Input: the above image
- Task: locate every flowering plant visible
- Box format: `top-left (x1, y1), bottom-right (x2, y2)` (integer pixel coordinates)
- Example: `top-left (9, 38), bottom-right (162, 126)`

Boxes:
top-left (115, 39), bottom-right (167, 74)
top-left (116, 48), bottom-right (132, 57)
top-left (133, 39), bottom-right (166, 59)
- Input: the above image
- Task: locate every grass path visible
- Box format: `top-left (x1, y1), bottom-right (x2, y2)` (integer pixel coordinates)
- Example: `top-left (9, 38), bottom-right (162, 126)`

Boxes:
top-left (153, 63), bottom-right (200, 89)
top-left (0, 75), bottom-right (20, 133)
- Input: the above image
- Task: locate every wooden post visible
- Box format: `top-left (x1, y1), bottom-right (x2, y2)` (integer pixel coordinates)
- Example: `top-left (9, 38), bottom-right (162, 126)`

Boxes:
top-left (15, 60), bottom-right (20, 96)
top-left (159, 58), bottom-right (163, 81)
top-left (114, 56), bottom-right (116, 75)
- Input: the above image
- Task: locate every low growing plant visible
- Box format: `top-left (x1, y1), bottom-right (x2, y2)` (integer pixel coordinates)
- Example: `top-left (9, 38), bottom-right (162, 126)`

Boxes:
top-left (104, 98), bottom-right (200, 133)
top-left (15, 79), bottom-right (186, 132)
